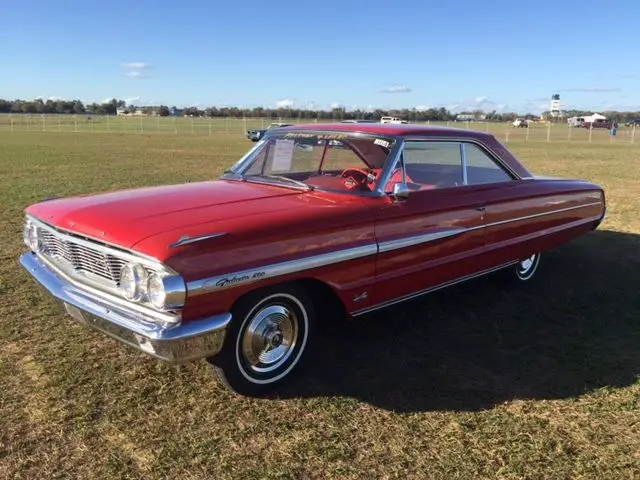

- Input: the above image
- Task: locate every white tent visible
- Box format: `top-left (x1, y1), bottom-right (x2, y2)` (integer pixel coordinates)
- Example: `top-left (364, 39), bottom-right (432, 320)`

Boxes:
top-left (583, 113), bottom-right (607, 123)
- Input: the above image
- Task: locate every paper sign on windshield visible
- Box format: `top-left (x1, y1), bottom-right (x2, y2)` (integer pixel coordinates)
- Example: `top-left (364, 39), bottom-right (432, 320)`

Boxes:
top-left (272, 139), bottom-right (295, 172)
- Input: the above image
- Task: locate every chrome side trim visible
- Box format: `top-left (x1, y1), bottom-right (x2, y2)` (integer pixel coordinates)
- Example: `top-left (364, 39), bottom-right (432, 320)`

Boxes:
top-left (352, 262), bottom-right (518, 316)
top-left (187, 243), bottom-right (378, 297)
top-left (186, 202), bottom-right (603, 297)
top-left (378, 228), bottom-right (466, 253)
top-left (20, 252), bottom-right (230, 363)
top-left (169, 232), bottom-right (228, 249)
top-left (470, 201), bottom-right (603, 231)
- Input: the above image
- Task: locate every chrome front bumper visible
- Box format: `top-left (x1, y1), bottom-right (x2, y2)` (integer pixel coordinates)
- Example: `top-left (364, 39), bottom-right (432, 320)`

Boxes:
top-left (19, 252), bottom-right (231, 363)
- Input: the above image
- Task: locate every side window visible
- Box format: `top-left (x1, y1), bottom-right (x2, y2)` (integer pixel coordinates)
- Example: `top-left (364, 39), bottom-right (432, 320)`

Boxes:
top-left (401, 141), bottom-right (463, 189)
top-left (464, 143), bottom-right (513, 185)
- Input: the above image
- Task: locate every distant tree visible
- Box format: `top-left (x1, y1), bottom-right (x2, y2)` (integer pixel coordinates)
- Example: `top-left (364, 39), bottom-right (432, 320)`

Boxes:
top-left (157, 105), bottom-right (170, 116)
top-left (73, 101), bottom-right (86, 114)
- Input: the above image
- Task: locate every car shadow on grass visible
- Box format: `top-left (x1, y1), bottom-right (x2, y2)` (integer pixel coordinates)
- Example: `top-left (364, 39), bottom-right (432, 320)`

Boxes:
top-left (278, 230), bottom-right (640, 413)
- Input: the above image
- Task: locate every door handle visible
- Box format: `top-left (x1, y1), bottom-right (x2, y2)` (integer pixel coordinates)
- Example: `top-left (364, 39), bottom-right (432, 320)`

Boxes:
top-left (475, 206), bottom-right (486, 212)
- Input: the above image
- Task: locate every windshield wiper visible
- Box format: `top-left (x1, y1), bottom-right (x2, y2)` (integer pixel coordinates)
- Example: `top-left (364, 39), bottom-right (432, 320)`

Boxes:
top-left (245, 174), bottom-right (313, 190)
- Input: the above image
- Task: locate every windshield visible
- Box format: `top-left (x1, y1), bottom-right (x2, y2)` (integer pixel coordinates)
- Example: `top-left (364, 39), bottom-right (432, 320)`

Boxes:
top-left (227, 132), bottom-right (395, 194)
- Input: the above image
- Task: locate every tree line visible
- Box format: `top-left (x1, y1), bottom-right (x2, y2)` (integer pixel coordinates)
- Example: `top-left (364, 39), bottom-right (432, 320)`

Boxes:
top-left (1, 98), bottom-right (639, 123)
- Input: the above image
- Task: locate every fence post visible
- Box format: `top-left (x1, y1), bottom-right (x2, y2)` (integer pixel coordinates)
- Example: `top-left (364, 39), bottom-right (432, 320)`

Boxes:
top-left (526, 124), bottom-right (530, 142)
top-left (107, 114), bottom-right (110, 132)
top-left (10, 114), bottom-right (13, 132)
top-left (174, 116), bottom-right (178, 134)
top-left (157, 116), bottom-right (160, 134)
top-left (589, 124), bottom-right (593, 143)
top-left (140, 116), bottom-right (143, 133)
top-left (546, 122), bottom-right (550, 142)
top-left (505, 127), bottom-right (510, 143)
top-left (632, 125), bottom-right (635, 144)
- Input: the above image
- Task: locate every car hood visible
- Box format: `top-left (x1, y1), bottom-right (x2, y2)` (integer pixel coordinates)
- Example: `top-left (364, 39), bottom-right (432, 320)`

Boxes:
top-left (26, 180), bottom-right (301, 251)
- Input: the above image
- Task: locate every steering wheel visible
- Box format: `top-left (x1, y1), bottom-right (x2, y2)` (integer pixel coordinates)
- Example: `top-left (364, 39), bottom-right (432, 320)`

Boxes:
top-left (340, 168), bottom-right (378, 190)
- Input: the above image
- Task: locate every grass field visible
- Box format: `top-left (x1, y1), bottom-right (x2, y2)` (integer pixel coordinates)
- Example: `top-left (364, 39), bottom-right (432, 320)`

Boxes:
top-left (1, 130), bottom-right (639, 479)
top-left (0, 114), bottom-right (638, 145)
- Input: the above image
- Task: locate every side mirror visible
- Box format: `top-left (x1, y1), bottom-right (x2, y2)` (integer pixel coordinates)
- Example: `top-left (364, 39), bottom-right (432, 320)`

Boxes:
top-left (392, 182), bottom-right (411, 200)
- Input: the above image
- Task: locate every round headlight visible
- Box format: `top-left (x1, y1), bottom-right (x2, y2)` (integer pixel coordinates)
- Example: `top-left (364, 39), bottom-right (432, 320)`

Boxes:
top-left (146, 273), bottom-right (166, 309)
top-left (119, 263), bottom-right (147, 301)
top-left (28, 224), bottom-right (41, 252)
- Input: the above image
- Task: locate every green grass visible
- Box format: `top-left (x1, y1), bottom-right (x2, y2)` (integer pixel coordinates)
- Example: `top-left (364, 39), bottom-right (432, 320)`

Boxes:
top-left (1, 131), bottom-right (639, 479)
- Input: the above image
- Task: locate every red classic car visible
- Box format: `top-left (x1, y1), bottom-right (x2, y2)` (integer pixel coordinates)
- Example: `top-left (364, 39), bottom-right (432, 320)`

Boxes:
top-left (20, 123), bottom-right (606, 395)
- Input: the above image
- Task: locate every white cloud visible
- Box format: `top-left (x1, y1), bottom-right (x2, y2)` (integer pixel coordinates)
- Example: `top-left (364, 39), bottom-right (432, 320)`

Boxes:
top-left (124, 96), bottom-right (140, 105)
top-left (125, 71), bottom-right (146, 79)
top-left (275, 99), bottom-right (295, 108)
top-left (414, 105), bottom-right (430, 111)
top-left (101, 97), bottom-right (115, 104)
top-left (330, 102), bottom-right (343, 109)
top-left (35, 95), bottom-right (64, 101)
top-left (121, 62), bottom-right (150, 69)
top-left (380, 84), bottom-right (411, 94)
top-left (474, 96), bottom-right (487, 103)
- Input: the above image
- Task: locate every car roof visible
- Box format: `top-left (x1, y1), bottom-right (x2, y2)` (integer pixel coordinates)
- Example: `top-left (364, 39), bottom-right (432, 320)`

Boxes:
top-left (278, 122), bottom-right (494, 140)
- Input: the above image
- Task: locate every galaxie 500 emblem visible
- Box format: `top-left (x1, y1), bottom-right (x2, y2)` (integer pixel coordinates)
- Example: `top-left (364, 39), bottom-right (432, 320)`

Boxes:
top-left (215, 271), bottom-right (266, 288)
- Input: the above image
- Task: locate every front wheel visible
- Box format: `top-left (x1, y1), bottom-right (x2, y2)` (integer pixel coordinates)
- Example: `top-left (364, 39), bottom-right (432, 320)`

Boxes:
top-left (208, 285), bottom-right (315, 396)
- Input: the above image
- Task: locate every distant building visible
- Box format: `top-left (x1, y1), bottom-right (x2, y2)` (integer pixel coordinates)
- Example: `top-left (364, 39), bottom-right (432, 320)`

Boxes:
top-left (170, 107), bottom-right (184, 117)
top-left (455, 113), bottom-right (486, 122)
top-left (550, 94), bottom-right (561, 117)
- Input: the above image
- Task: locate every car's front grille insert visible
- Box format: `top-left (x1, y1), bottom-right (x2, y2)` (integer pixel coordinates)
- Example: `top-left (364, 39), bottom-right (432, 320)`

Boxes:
top-left (40, 229), bottom-right (127, 285)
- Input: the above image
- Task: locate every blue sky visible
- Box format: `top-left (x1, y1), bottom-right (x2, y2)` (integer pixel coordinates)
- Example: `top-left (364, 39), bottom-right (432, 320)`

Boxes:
top-left (2, 0), bottom-right (639, 113)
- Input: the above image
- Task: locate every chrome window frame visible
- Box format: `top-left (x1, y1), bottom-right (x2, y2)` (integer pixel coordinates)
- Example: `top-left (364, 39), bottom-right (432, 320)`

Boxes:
top-left (221, 130), bottom-right (399, 198)
top-left (379, 136), bottom-right (520, 194)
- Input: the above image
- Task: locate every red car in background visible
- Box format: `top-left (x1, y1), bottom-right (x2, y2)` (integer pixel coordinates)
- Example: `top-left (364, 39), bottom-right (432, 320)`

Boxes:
top-left (20, 123), bottom-right (606, 395)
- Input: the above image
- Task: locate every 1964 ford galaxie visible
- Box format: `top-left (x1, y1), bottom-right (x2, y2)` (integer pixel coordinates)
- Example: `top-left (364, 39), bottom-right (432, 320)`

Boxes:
top-left (20, 123), bottom-right (606, 395)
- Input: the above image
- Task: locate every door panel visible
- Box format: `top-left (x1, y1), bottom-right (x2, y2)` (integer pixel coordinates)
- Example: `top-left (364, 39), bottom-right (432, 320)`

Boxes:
top-left (369, 187), bottom-right (485, 309)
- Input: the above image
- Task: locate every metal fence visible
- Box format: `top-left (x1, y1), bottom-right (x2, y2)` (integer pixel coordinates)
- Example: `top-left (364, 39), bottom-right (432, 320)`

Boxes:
top-left (0, 114), bottom-right (636, 144)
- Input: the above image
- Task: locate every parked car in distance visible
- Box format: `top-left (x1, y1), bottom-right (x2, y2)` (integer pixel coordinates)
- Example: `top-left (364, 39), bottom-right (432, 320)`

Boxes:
top-left (341, 119), bottom-right (378, 123)
top-left (20, 123), bottom-right (606, 396)
top-left (567, 117), bottom-right (585, 128)
top-left (380, 116), bottom-right (407, 124)
top-left (624, 118), bottom-right (640, 127)
top-left (246, 122), bottom-right (293, 141)
top-left (512, 118), bottom-right (529, 128)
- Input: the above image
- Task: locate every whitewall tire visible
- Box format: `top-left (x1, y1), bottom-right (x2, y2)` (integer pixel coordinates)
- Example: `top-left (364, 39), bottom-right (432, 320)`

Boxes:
top-left (514, 253), bottom-right (541, 282)
top-left (208, 284), bottom-right (315, 396)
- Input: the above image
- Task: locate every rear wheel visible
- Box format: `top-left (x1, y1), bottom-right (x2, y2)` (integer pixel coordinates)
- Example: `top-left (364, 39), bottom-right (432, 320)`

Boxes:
top-left (514, 253), bottom-right (541, 282)
top-left (208, 284), bottom-right (315, 396)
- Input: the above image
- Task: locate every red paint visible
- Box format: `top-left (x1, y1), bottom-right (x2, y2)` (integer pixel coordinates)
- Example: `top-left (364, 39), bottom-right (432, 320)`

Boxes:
top-left (25, 124), bottom-right (606, 321)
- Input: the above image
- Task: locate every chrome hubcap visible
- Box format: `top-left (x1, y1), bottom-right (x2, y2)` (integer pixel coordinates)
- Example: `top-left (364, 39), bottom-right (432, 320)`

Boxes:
top-left (517, 254), bottom-right (537, 275)
top-left (241, 304), bottom-right (298, 373)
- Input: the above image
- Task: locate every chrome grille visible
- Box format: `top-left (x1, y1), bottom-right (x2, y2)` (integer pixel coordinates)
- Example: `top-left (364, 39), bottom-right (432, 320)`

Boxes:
top-left (40, 229), bottom-right (127, 285)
